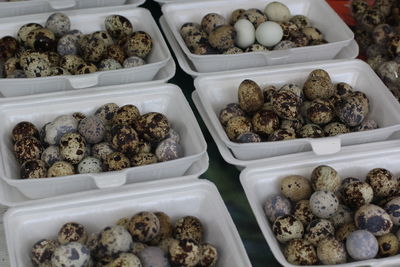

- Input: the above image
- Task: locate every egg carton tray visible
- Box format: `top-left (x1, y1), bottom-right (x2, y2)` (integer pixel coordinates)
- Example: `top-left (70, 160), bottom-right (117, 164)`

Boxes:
top-left (4, 177), bottom-right (251, 267)
top-left (194, 59), bottom-right (400, 161)
top-left (0, 5), bottom-right (172, 97)
top-left (0, 83), bottom-right (207, 200)
top-left (161, 0), bottom-right (354, 73)
top-left (0, 0), bottom-right (145, 18)
top-left (240, 140), bottom-right (400, 267)
top-left (160, 15), bottom-right (359, 77)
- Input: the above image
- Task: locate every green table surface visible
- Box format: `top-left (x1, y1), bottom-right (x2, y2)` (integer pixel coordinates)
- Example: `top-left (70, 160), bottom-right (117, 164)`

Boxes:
top-left (143, 1), bottom-right (280, 266)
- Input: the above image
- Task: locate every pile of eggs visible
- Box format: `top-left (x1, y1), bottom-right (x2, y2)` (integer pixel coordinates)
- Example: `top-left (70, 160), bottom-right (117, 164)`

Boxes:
top-left (0, 12), bottom-right (153, 78)
top-left (219, 69), bottom-right (376, 143)
top-left (350, 0), bottom-right (400, 100)
top-left (12, 103), bottom-right (183, 179)
top-left (180, 1), bottom-right (327, 55)
top-left (31, 211), bottom-right (218, 267)
top-left (265, 165), bottom-right (400, 265)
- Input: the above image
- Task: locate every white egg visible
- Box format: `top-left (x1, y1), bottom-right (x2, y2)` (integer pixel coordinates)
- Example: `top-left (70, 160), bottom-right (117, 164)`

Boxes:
top-left (234, 19), bottom-right (255, 49)
top-left (264, 1), bottom-right (291, 22)
top-left (255, 21), bottom-right (283, 47)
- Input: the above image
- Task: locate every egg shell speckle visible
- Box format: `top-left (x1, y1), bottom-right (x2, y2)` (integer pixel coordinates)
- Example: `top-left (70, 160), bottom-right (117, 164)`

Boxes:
top-left (110, 125), bottom-right (139, 155)
top-left (77, 156), bottom-right (102, 174)
top-left (377, 233), bottom-right (399, 257)
top-left (304, 219), bottom-right (335, 247)
top-left (135, 112), bottom-right (170, 143)
top-left (284, 239), bottom-right (317, 265)
top-left (346, 230), bottom-right (378, 260)
top-left (130, 152), bottom-right (157, 167)
top-left (46, 13), bottom-right (71, 37)
top-left (208, 25), bottom-right (236, 50)
top-left (316, 237), bottom-right (347, 264)
top-left (31, 239), bottom-right (58, 266)
top-left (97, 225), bottom-right (133, 258)
top-left (330, 205), bottom-right (354, 228)
top-left (108, 253), bottom-right (142, 267)
top-left (105, 15), bottom-right (133, 39)
top-left (340, 181), bottom-right (374, 209)
top-left (298, 124), bottom-right (324, 138)
top-left (309, 190), bottom-right (339, 219)
top-left (174, 216), bottom-right (203, 244)
top-left (78, 116), bottom-right (105, 144)
top-left (98, 58), bottom-right (122, 71)
top-left (271, 90), bottom-right (300, 120)
top-left (92, 142), bottom-right (114, 161)
top-left (57, 222), bottom-right (88, 245)
top-left (293, 200), bottom-right (317, 227)
top-left (239, 9), bottom-right (267, 28)
top-left (14, 136), bottom-right (43, 164)
top-left (324, 122), bottom-right (349, 136)
top-left (95, 103), bottom-right (119, 126)
top-left (238, 79), bottom-right (264, 113)
top-left (311, 165), bottom-right (341, 192)
top-left (366, 168), bottom-right (398, 198)
top-left (236, 132), bottom-right (261, 143)
top-left (104, 152), bottom-right (130, 171)
top-left (51, 242), bottom-right (90, 267)
top-left (273, 215), bottom-right (304, 243)
top-left (355, 204), bottom-right (393, 236)
top-left (47, 161), bottom-right (75, 177)
top-left (123, 56), bottom-right (146, 68)
top-left (59, 132), bottom-right (87, 164)
top-left (264, 194), bottom-right (292, 222)
top-left (336, 222), bottom-right (357, 242)
top-left (268, 129), bottom-right (296, 141)
top-left (169, 239), bottom-right (200, 267)
top-left (280, 175), bottom-right (312, 202)
top-left (12, 121), bottom-right (39, 143)
top-left (126, 31), bottom-right (153, 59)
top-left (385, 197), bottom-right (400, 225)
top-left (201, 13), bottom-right (227, 34)
top-left (197, 243), bottom-right (218, 267)
top-left (21, 159), bottom-right (47, 179)
top-left (128, 211), bottom-right (160, 242)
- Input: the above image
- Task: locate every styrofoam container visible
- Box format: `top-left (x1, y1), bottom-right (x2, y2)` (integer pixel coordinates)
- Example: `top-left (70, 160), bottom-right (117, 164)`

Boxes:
top-left (0, 0), bottom-right (145, 18)
top-left (240, 142), bottom-right (400, 267)
top-left (0, 83), bottom-right (207, 200)
top-left (160, 15), bottom-right (359, 77)
top-left (162, 0), bottom-right (354, 73)
top-left (195, 59), bottom-right (400, 161)
top-left (0, 6), bottom-right (172, 97)
top-left (4, 178), bottom-right (252, 267)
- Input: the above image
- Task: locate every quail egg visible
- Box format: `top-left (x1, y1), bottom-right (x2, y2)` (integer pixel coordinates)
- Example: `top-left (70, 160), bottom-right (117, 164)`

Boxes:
top-left (366, 168), bottom-right (398, 198)
top-left (336, 222), bottom-right (357, 242)
top-left (272, 215), bottom-right (304, 243)
top-left (0, 36), bottom-right (19, 60)
top-left (353, 118), bottom-right (378, 131)
top-left (355, 204), bottom-right (393, 236)
top-left (284, 239), bottom-right (317, 265)
top-left (17, 23), bottom-right (43, 46)
top-left (126, 31), bottom-right (153, 59)
top-left (92, 142), bottom-right (114, 161)
top-left (310, 165), bottom-right (341, 192)
top-left (149, 212), bottom-right (173, 245)
top-left (330, 204), bottom-right (354, 228)
top-left (307, 98), bottom-right (334, 125)
top-left (245, 43), bottom-right (269, 52)
top-left (92, 31), bottom-right (114, 47)
top-left (180, 22), bottom-right (201, 38)
top-left (97, 225), bottom-right (133, 257)
top-left (59, 132), bottom-right (87, 164)
top-left (95, 103), bottom-right (119, 126)
top-left (317, 237), bottom-right (347, 264)
top-left (304, 219), bottom-right (335, 247)
top-left (208, 25), bottom-right (236, 50)
top-left (360, 8), bottom-right (385, 31)
top-left (45, 13), bottom-right (70, 37)
top-left (239, 9), bottom-right (267, 28)
top-left (309, 190), bottom-right (339, 219)
top-left (135, 112), bottom-right (170, 142)
top-left (293, 200), bottom-right (317, 227)
top-left (230, 9), bottom-right (246, 25)
top-left (252, 110), bottom-right (280, 137)
top-left (264, 194), bottom-right (292, 223)
top-left (77, 156), bottom-right (102, 174)
top-left (289, 15), bottom-right (311, 29)
top-left (104, 152), bottom-right (130, 171)
top-left (268, 129), bottom-right (296, 141)
top-left (377, 233), bottom-right (399, 257)
top-left (123, 56), bottom-right (146, 68)
top-left (197, 243), bottom-right (218, 267)
top-left (225, 116), bottom-right (252, 141)
top-left (271, 90), bottom-right (300, 120)
top-left (98, 58), bottom-right (122, 71)
top-left (280, 175), bottom-right (312, 202)
top-left (346, 230), bottom-right (378, 260)
top-left (201, 13), bottom-right (227, 34)
top-left (110, 125), bottom-right (139, 154)
top-left (273, 40), bottom-right (297, 50)
top-left (31, 239), bottom-right (59, 267)
top-left (303, 76), bottom-right (335, 100)
top-left (81, 36), bottom-right (106, 63)
top-left (137, 247), bottom-right (169, 267)
top-left (385, 197), bottom-right (400, 225)
top-left (48, 161), bottom-right (75, 177)
top-left (60, 55), bottom-right (85, 74)
top-left (324, 122), bottom-right (349, 136)
top-left (129, 211), bottom-right (160, 242)
top-left (12, 121), bottom-right (39, 143)
top-left (298, 124), bottom-right (324, 138)
top-left (22, 53), bottom-right (51, 78)
top-left (108, 253), bottom-right (142, 267)
top-left (236, 132), bottom-right (262, 143)
top-left (336, 96), bottom-right (368, 127)
top-left (57, 222), bottom-right (88, 245)
top-left (14, 136), bottom-right (43, 163)
top-left (78, 116), bottom-right (105, 144)
top-left (26, 28), bottom-right (57, 52)
top-left (105, 15), bottom-right (133, 39)
top-left (155, 139), bottom-right (183, 162)
top-left (51, 242), bottom-right (90, 267)
top-left (238, 79), bottom-right (264, 113)
top-left (112, 104), bottom-right (140, 126)
top-left (75, 63), bottom-right (97, 75)
top-left (174, 216), bottom-right (204, 243)
top-left (106, 44), bottom-right (125, 65)
top-left (169, 239), bottom-right (200, 267)
top-left (20, 159), bottom-right (47, 179)
top-left (340, 181), bottom-right (374, 209)
top-left (57, 34), bottom-right (79, 56)
top-left (130, 152), bottom-right (157, 166)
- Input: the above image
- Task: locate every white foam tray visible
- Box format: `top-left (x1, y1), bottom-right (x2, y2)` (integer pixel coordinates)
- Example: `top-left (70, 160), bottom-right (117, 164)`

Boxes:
top-left (240, 141), bottom-right (400, 267)
top-left (0, 6), bottom-right (172, 97)
top-left (0, 83), bottom-right (207, 200)
top-left (0, 0), bottom-right (145, 18)
top-left (4, 178), bottom-right (251, 267)
top-left (160, 15), bottom-right (359, 77)
top-left (161, 0), bottom-right (354, 73)
top-left (194, 59), bottom-right (400, 161)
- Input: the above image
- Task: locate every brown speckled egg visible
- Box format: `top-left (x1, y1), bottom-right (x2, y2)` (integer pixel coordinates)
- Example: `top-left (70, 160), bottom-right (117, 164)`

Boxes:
top-left (97, 225), bottom-right (133, 258)
top-left (12, 121), bottom-right (39, 143)
top-left (223, 46), bottom-right (244, 54)
top-left (281, 118), bottom-right (304, 132)
top-left (360, 8), bottom-right (385, 32)
top-left (245, 44), bottom-right (269, 52)
top-left (280, 175), bottom-right (312, 202)
top-left (106, 44), bottom-right (126, 64)
top-left (278, 22), bottom-right (298, 40)
top-left (317, 237), bottom-right (347, 264)
top-left (26, 28), bottom-right (56, 52)
top-left (24, 55), bottom-right (51, 78)
top-left (95, 103), bottom-right (119, 126)
top-left (180, 23), bottom-right (201, 39)
top-left (219, 103), bottom-right (246, 126)
top-left (155, 139), bottom-right (183, 162)
top-left (31, 239), bottom-right (59, 267)
top-left (366, 168), bottom-right (398, 198)
top-left (169, 239), bottom-right (200, 267)
top-left (355, 204), bottom-right (393, 236)
top-left (208, 25), bottom-right (236, 50)
top-left (330, 205), bottom-right (353, 228)
top-left (352, 91), bottom-right (370, 114)
top-left (50, 67), bottom-right (70, 76)
top-left (302, 27), bottom-right (323, 41)
top-left (239, 9), bottom-right (267, 28)
top-left (46, 51), bottom-right (60, 67)
top-left (303, 77), bottom-right (334, 100)
top-left (197, 243), bottom-right (218, 267)
top-left (225, 116), bottom-right (252, 141)
top-left (377, 233), bottom-right (399, 257)
top-left (262, 85), bottom-right (276, 102)
top-left (129, 211), bottom-right (160, 242)
top-left (48, 161), bottom-right (75, 177)
top-left (201, 13), bottom-right (227, 34)
top-left (105, 15), bottom-right (133, 39)
top-left (158, 237), bottom-right (175, 254)
top-left (298, 124), bottom-right (324, 138)
top-left (58, 222), bottom-right (88, 245)
top-left (280, 83), bottom-right (303, 101)
top-left (336, 96), bottom-right (367, 127)
top-left (304, 219), bottom-right (335, 246)
top-left (194, 43), bottom-right (219, 55)
top-left (230, 9), bottom-right (246, 25)
top-left (236, 132), bottom-right (261, 143)
top-left (284, 239), bottom-right (317, 265)
top-left (137, 139), bottom-right (151, 154)
top-left (307, 99), bottom-right (334, 125)
top-left (238, 79), bottom-right (264, 113)
top-left (126, 31), bottom-right (153, 59)
top-left (311, 165), bottom-right (341, 192)
top-left (174, 216), bottom-right (203, 244)
top-left (293, 200), bottom-right (317, 227)
top-left (92, 31), bottom-right (113, 47)
top-left (324, 122), bottom-right (349, 136)
top-left (60, 55), bottom-right (85, 74)
top-left (341, 181), bottom-right (374, 209)
top-left (290, 15), bottom-right (311, 29)
top-left (59, 132), bottom-right (86, 164)
top-left (273, 215), bottom-right (304, 243)
top-left (289, 31), bottom-right (309, 47)
top-left (149, 212), bottom-right (173, 246)
top-left (134, 112), bottom-right (170, 142)
top-left (336, 222), bottom-right (357, 242)
top-left (104, 152), bottom-right (130, 171)
top-left (112, 104), bottom-right (140, 126)
top-left (14, 136), bottom-right (43, 164)
top-left (4, 57), bottom-right (20, 77)
top-left (130, 152), bottom-right (157, 166)
top-left (75, 63), bottom-right (97, 75)
top-left (271, 90), bottom-right (300, 120)
top-left (110, 125), bottom-right (139, 155)
top-left (21, 159), bottom-right (47, 179)
top-left (92, 142), bottom-right (114, 161)
top-left (309, 69), bottom-right (331, 80)
top-left (17, 23), bottom-right (43, 46)
top-left (268, 129), bottom-right (296, 141)
top-left (81, 36), bottom-right (106, 63)
top-left (184, 29), bottom-right (208, 52)
top-left (252, 110), bottom-right (280, 137)
top-left (353, 118), bottom-right (378, 132)
top-left (0, 36), bottom-right (19, 60)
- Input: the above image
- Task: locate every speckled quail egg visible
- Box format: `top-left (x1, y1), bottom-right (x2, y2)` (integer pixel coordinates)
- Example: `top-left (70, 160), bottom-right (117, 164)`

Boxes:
top-left (105, 15), bottom-right (133, 39)
top-left (14, 136), bottom-right (43, 163)
top-left (149, 212), bottom-right (173, 245)
top-left (126, 31), bottom-right (153, 59)
top-left (201, 13), bottom-right (227, 34)
top-left (289, 15), bottom-right (311, 29)
top-left (264, 2), bottom-right (291, 22)
top-left (264, 194), bottom-right (292, 223)
top-left (59, 132), bottom-right (86, 164)
top-left (284, 239), bottom-right (317, 265)
top-left (137, 139), bottom-right (152, 154)
top-left (106, 44), bottom-right (125, 65)
top-left (225, 116), bottom-right (252, 141)
top-left (157, 237), bottom-right (175, 254)
top-left (239, 9), bottom-right (267, 28)
top-left (75, 63), bottom-right (97, 75)
top-left (92, 30), bottom-right (113, 47)
top-left (95, 103), bottom-right (119, 126)
top-left (385, 197), bottom-right (400, 225)
top-left (293, 200), bottom-right (317, 227)
top-left (273, 215), bottom-right (304, 243)
top-left (372, 24), bottom-right (395, 46)
top-left (273, 40), bottom-right (297, 50)
top-left (307, 98), bottom-right (334, 125)
top-left (136, 247), bottom-right (169, 267)
top-left (12, 121), bottom-right (39, 143)
top-left (353, 118), bottom-right (378, 131)
top-left (197, 243), bottom-right (218, 267)
top-left (303, 76), bottom-right (334, 100)
top-left (51, 242), bottom-right (90, 267)
top-left (4, 57), bottom-right (20, 77)
top-left (91, 142), bottom-right (114, 161)
top-left (377, 61), bottom-right (400, 85)
top-left (112, 105), bottom-right (140, 126)
top-left (169, 239), bottom-right (200, 267)
top-left (280, 83), bottom-right (303, 100)
top-left (135, 112), bottom-right (170, 142)
top-left (324, 122), bottom-right (349, 136)
top-left (77, 156), bottom-right (102, 174)
top-left (26, 28), bottom-right (57, 52)
top-left (129, 211), bottom-right (160, 242)
top-left (209, 25), bottom-right (236, 50)
top-left (130, 152), bottom-right (157, 167)
top-left (98, 58), bottom-right (122, 71)
top-left (301, 27), bottom-right (323, 42)
top-left (109, 253), bottom-right (142, 267)
top-left (81, 36), bottom-right (106, 63)
top-left (256, 21), bottom-right (284, 47)
top-left (245, 43), bottom-right (269, 52)
top-left (50, 66), bottom-right (70, 76)
top-left (31, 239), bottom-right (59, 267)
top-left (280, 175), bottom-right (312, 202)
top-left (317, 237), bottom-right (347, 264)
top-left (304, 219), bottom-right (335, 246)
top-left (77, 116), bottom-right (105, 144)
top-left (350, 0), bottom-right (369, 20)
top-left (184, 29), bottom-right (208, 52)
top-left (57, 222), bottom-right (88, 245)
top-left (346, 230), bottom-right (378, 260)
top-left (123, 56), bottom-right (146, 68)
top-left (336, 222), bottom-right (357, 242)
top-left (0, 36), bottom-right (19, 60)
top-left (355, 204), bottom-right (393, 236)
top-left (174, 216), bottom-right (203, 244)
top-left (193, 43), bottom-right (218, 55)
top-left (281, 118), bottom-right (303, 132)
top-left (180, 22), bottom-right (201, 38)
top-left (165, 128), bottom-right (181, 144)
top-left (155, 139), bottom-right (183, 162)
top-left (21, 52), bottom-right (51, 78)
top-left (309, 190), bottom-right (339, 219)
top-left (230, 9), bottom-right (246, 25)
top-left (97, 225), bottom-right (133, 257)
top-left (388, 36), bottom-right (400, 58)
top-left (271, 90), bottom-right (300, 120)
top-left (47, 161), bottom-right (75, 177)
top-left (336, 96), bottom-right (368, 127)
top-left (21, 159), bottom-right (47, 179)
top-left (238, 79), bottom-right (264, 113)
top-left (60, 55), bottom-right (85, 74)
top-left (236, 132), bottom-right (262, 143)
top-left (104, 152), bottom-right (130, 171)
top-left (352, 91), bottom-right (369, 113)
top-left (330, 204), bottom-right (353, 228)
top-left (110, 125), bottom-right (139, 155)
top-left (366, 44), bottom-right (388, 59)
top-left (310, 165), bottom-right (341, 192)
top-left (377, 233), bottom-right (399, 257)
top-left (298, 124), bottom-right (324, 138)
top-left (334, 82), bottom-right (353, 98)
top-left (251, 110), bottom-right (280, 137)
top-left (366, 168), bottom-right (398, 198)
top-left (17, 23), bottom-right (43, 46)
top-left (132, 242), bottom-right (148, 255)
top-left (268, 129), bottom-right (296, 141)
top-left (341, 181), bottom-right (373, 209)
top-left (43, 115), bottom-right (77, 146)
top-left (360, 8), bottom-right (385, 32)
top-left (45, 13), bottom-right (70, 38)
top-left (57, 34), bottom-right (79, 56)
